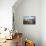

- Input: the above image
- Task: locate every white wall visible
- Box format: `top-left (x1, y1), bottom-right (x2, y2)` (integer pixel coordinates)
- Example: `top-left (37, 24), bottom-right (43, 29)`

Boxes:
top-left (13, 0), bottom-right (41, 46)
top-left (41, 0), bottom-right (46, 46)
top-left (0, 0), bottom-right (16, 30)
top-left (13, 0), bottom-right (46, 46)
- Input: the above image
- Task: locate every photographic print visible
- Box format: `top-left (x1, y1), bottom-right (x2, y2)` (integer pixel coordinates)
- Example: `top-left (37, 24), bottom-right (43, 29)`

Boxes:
top-left (23, 16), bottom-right (36, 24)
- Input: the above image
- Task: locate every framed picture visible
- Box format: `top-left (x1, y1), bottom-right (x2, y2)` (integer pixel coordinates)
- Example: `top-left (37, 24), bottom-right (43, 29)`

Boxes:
top-left (23, 16), bottom-right (36, 24)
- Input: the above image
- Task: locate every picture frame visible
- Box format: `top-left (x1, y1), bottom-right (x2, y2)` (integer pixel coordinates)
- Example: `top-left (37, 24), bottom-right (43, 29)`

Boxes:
top-left (23, 16), bottom-right (36, 24)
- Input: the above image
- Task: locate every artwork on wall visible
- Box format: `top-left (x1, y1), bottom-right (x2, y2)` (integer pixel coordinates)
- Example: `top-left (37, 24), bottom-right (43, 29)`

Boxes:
top-left (23, 16), bottom-right (36, 24)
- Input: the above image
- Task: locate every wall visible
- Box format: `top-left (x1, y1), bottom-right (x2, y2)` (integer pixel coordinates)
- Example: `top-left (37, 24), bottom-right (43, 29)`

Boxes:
top-left (13, 0), bottom-right (41, 46)
top-left (41, 0), bottom-right (46, 46)
top-left (0, 0), bottom-right (16, 30)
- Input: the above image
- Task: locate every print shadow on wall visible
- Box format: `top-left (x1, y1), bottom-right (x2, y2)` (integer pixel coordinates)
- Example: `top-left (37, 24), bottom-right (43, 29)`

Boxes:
top-left (23, 16), bottom-right (36, 24)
